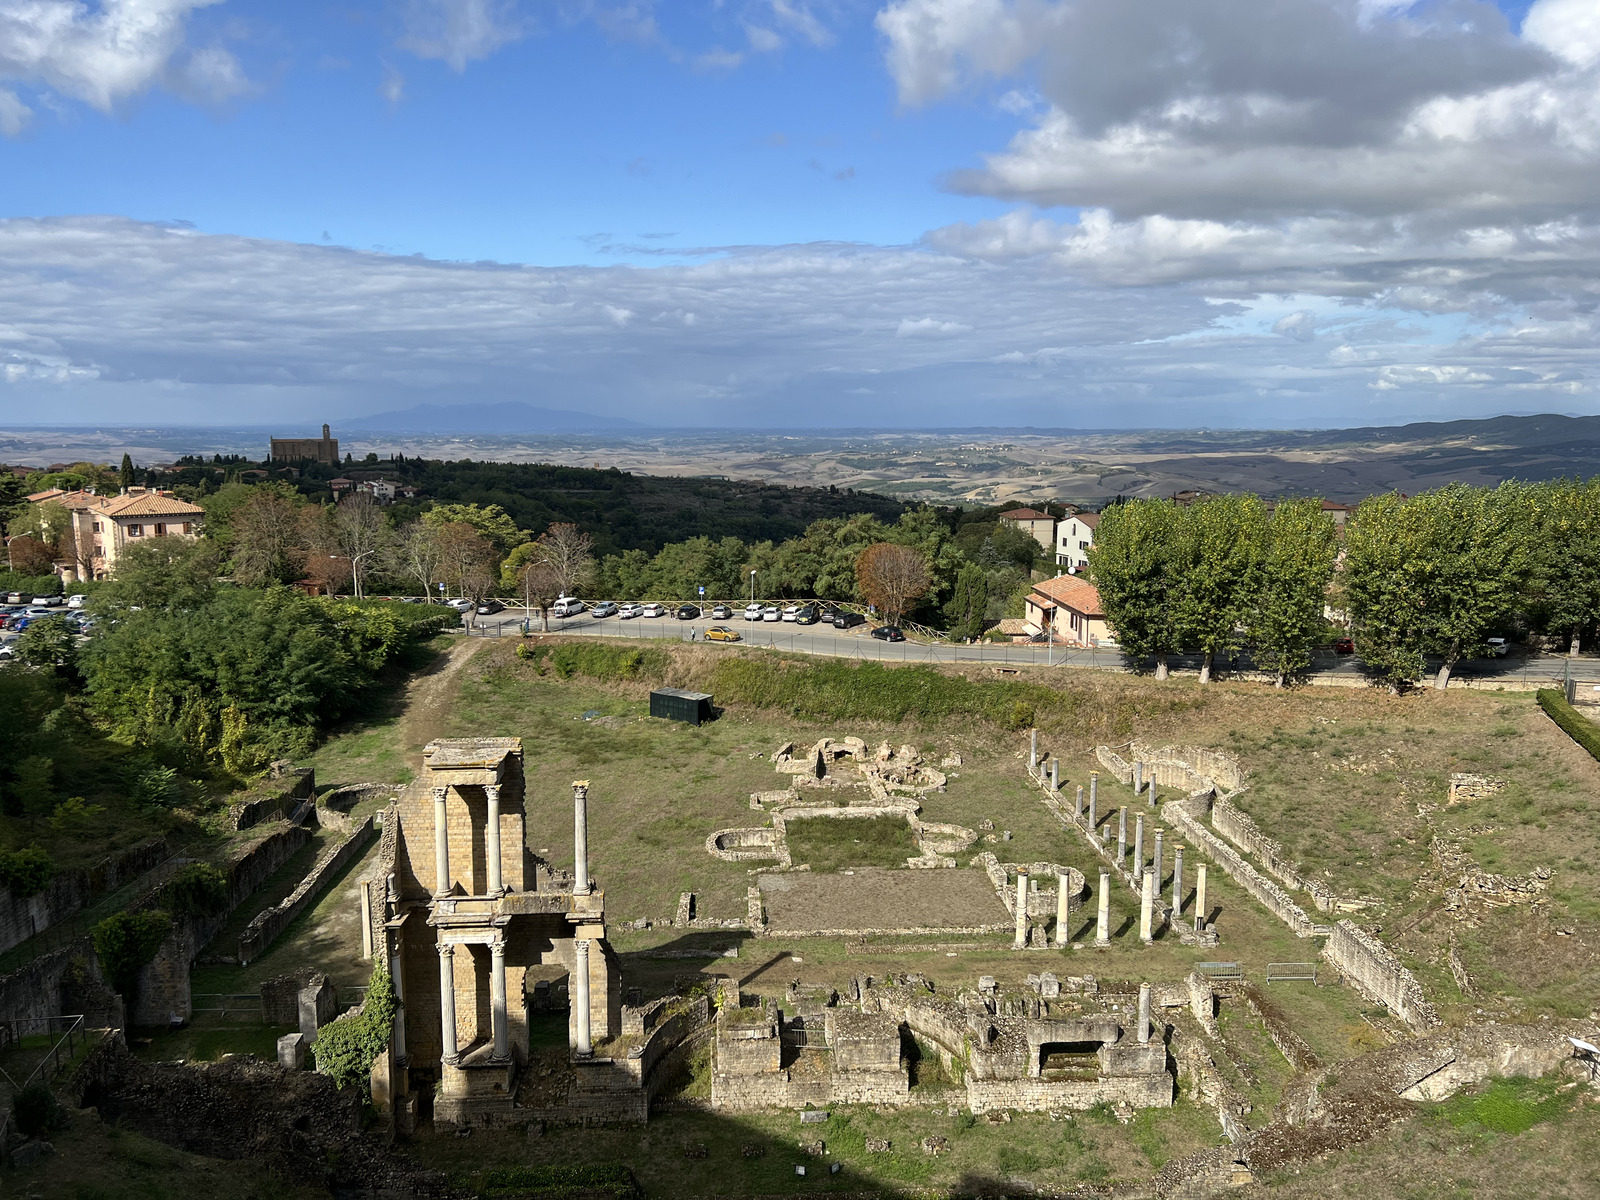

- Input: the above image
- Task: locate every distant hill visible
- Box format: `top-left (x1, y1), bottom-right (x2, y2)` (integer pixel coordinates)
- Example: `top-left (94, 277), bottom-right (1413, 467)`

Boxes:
top-left (343, 402), bottom-right (649, 434)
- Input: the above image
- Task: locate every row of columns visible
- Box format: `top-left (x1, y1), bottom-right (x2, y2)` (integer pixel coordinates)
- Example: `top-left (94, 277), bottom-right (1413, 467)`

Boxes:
top-left (437, 937), bottom-right (512, 1065)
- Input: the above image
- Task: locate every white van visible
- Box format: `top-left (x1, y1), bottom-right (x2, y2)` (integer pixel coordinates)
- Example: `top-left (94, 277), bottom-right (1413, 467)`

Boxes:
top-left (552, 597), bottom-right (585, 618)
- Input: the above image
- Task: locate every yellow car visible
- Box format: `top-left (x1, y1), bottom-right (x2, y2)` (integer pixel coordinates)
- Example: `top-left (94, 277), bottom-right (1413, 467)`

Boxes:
top-left (704, 625), bottom-right (741, 643)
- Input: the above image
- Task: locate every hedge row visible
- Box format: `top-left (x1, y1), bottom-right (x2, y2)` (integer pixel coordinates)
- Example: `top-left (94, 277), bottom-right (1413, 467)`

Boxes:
top-left (1536, 688), bottom-right (1600, 762)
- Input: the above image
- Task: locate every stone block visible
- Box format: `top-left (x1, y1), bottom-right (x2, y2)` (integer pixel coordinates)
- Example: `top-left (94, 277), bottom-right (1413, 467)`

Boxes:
top-left (278, 1031), bottom-right (308, 1070)
top-left (299, 974), bottom-right (337, 1036)
top-left (1100, 1040), bottom-right (1167, 1077)
top-left (12, 1140), bottom-right (54, 1168)
top-left (1039, 973), bottom-right (1060, 999)
top-left (827, 1010), bottom-right (901, 1073)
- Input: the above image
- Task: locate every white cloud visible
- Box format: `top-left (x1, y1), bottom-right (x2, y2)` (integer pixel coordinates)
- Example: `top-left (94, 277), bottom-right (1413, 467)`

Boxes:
top-left (398, 0), bottom-right (525, 71)
top-left (378, 62), bottom-right (405, 103)
top-left (0, 0), bottom-right (241, 130)
top-left (0, 87), bottom-right (30, 135)
top-left (4, 217), bottom-right (1596, 427)
top-left (1273, 310), bottom-right (1318, 342)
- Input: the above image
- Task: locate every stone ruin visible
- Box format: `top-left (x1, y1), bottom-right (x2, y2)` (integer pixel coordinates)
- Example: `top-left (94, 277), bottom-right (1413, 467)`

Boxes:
top-left (710, 972), bottom-right (1174, 1115)
top-left (708, 735), bottom-right (975, 871)
top-left (1447, 773), bottom-right (1506, 805)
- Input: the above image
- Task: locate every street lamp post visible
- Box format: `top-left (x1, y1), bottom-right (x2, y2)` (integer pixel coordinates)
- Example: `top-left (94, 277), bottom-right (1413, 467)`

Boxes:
top-left (749, 570), bottom-right (756, 604)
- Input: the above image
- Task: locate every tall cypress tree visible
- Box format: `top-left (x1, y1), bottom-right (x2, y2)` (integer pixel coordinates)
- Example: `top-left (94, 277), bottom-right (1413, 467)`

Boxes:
top-left (119, 453), bottom-right (135, 488)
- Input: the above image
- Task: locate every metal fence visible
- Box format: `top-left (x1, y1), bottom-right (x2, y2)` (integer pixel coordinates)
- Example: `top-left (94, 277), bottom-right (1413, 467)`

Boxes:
top-left (191, 993), bottom-right (267, 1023)
top-left (1265, 963), bottom-right (1320, 984)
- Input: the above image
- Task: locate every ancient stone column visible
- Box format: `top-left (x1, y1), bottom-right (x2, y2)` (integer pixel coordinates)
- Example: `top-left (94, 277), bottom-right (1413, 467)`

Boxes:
top-left (1148, 781), bottom-right (1157, 809)
top-left (485, 783), bottom-right (503, 896)
top-left (359, 880), bottom-right (373, 960)
top-left (1194, 864), bottom-right (1208, 932)
top-left (1139, 869), bottom-right (1155, 944)
top-left (490, 937), bottom-right (509, 1062)
top-left (1095, 870), bottom-right (1110, 946)
top-left (1074, 785), bottom-right (1084, 818)
top-left (1137, 981), bottom-right (1152, 1044)
top-left (1133, 813), bottom-right (1145, 878)
top-left (432, 787), bottom-right (451, 898)
top-left (573, 781), bottom-right (591, 894)
top-left (1051, 758), bottom-right (1059, 792)
top-left (389, 948), bottom-right (407, 1062)
top-left (573, 938), bottom-right (593, 1055)
top-left (1116, 807), bottom-right (1128, 869)
top-left (1152, 829), bottom-right (1165, 891)
top-left (438, 942), bottom-right (459, 1064)
top-left (1054, 871), bottom-right (1071, 947)
top-left (1172, 847), bottom-right (1185, 920)
top-left (1013, 871), bottom-right (1030, 949)
top-left (1134, 760), bottom-right (1144, 795)
top-left (1029, 729), bottom-right (1038, 773)
top-left (1089, 771), bottom-right (1098, 817)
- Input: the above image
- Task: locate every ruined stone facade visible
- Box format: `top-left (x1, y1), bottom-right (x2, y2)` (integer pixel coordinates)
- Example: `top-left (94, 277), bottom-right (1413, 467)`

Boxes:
top-left (368, 738), bottom-right (621, 1125)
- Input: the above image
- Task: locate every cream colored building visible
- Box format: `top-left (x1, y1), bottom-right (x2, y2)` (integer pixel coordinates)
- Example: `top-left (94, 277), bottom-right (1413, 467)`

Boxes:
top-left (55, 488), bottom-right (205, 580)
top-left (1024, 574), bottom-right (1114, 647)
top-left (997, 507), bottom-right (1057, 553)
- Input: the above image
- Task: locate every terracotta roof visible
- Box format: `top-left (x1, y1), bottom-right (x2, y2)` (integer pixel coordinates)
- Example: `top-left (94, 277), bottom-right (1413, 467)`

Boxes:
top-left (26, 488), bottom-right (65, 503)
top-left (1321, 500), bottom-right (1356, 512)
top-left (96, 492), bottom-right (205, 518)
top-left (1070, 512), bottom-right (1100, 530)
top-left (999, 507), bottom-right (1054, 521)
top-left (54, 489), bottom-right (106, 510)
top-left (1030, 574), bottom-right (1104, 617)
top-left (995, 618), bottom-right (1029, 635)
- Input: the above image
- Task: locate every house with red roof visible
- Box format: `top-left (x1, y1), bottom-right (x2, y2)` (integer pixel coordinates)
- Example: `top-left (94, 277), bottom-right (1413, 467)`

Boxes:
top-left (997, 506), bottom-right (1057, 553)
top-left (1024, 574), bottom-right (1114, 648)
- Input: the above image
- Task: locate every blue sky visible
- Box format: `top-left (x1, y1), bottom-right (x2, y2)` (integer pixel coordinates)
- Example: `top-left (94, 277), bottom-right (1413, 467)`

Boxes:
top-left (3, 0), bottom-right (1599, 429)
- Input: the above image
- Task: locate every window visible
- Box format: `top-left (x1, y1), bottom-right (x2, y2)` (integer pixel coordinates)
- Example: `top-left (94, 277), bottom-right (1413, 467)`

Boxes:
top-left (1079, 540), bottom-right (1089, 550)
top-left (127, 524), bottom-right (142, 537)
top-left (154, 523), bottom-right (167, 537)
top-left (92, 521), bottom-right (101, 532)
top-left (181, 523), bottom-right (192, 535)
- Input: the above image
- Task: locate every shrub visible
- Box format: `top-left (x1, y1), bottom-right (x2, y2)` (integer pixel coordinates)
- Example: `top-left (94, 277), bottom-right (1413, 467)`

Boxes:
top-left (127, 763), bottom-right (182, 808)
top-left (91, 909), bottom-right (172, 995)
top-left (13, 1081), bottom-right (65, 1138)
top-left (49, 796), bottom-right (105, 833)
top-left (516, 641), bottom-right (669, 682)
top-left (310, 962), bottom-right (397, 1089)
top-left (0, 846), bottom-right (56, 898)
top-left (1537, 688), bottom-right (1600, 762)
top-left (163, 863), bottom-right (230, 918)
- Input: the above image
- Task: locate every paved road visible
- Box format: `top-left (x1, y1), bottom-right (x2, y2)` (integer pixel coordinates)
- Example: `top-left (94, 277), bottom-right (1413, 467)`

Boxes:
top-left (462, 607), bottom-right (1600, 687)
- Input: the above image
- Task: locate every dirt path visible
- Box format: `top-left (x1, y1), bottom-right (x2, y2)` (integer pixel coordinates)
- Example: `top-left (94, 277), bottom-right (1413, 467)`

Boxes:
top-left (401, 636), bottom-right (491, 767)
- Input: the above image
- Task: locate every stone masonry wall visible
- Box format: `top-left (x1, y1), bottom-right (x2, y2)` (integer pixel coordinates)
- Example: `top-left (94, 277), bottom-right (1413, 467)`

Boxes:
top-left (1323, 919), bottom-right (1439, 1033)
top-left (0, 837), bottom-right (169, 956)
top-left (239, 816), bottom-right (377, 964)
top-left (965, 1072), bottom-right (1172, 1114)
top-left (1209, 794), bottom-right (1335, 913)
top-left (1162, 792), bottom-right (1318, 938)
top-left (1128, 742), bottom-right (1246, 792)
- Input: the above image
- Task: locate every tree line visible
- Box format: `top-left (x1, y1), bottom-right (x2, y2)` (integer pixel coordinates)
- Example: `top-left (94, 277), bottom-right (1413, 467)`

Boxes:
top-left (1088, 479), bottom-right (1600, 689)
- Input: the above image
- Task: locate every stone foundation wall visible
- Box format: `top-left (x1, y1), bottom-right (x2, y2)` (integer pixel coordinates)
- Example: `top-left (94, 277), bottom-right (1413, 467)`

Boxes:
top-left (0, 837), bottom-right (169, 956)
top-left (1323, 920), bottom-right (1439, 1032)
top-left (1129, 742), bottom-right (1246, 792)
top-left (227, 768), bottom-right (314, 832)
top-left (965, 1072), bottom-right (1172, 1114)
top-left (1162, 792), bottom-right (1318, 938)
top-left (1209, 795), bottom-right (1335, 913)
top-left (1095, 747), bottom-right (1134, 784)
top-left (239, 816), bottom-right (376, 964)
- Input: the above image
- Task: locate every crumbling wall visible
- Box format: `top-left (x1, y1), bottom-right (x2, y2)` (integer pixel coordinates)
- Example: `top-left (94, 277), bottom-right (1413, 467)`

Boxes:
top-left (0, 837), bottom-right (169, 957)
top-left (1323, 920), bottom-right (1439, 1033)
top-left (239, 816), bottom-right (376, 964)
top-left (1129, 742), bottom-right (1246, 792)
top-left (1096, 747), bottom-right (1134, 784)
top-left (1210, 794), bottom-right (1335, 913)
top-left (1163, 792), bottom-right (1318, 938)
top-left (966, 1073), bottom-right (1172, 1114)
top-left (226, 767), bottom-right (314, 832)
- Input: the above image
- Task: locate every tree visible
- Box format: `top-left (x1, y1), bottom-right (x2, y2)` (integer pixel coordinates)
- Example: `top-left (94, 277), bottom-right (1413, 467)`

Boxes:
top-left (537, 522), bottom-right (596, 598)
top-left (519, 559), bottom-right (563, 631)
top-left (230, 490), bottom-right (306, 587)
top-left (1249, 498), bottom-right (1338, 687)
top-left (943, 563), bottom-right (990, 641)
top-left (394, 521), bottom-right (448, 600)
top-left (119, 453), bottom-right (135, 489)
top-left (435, 522), bottom-right (497, 601)
top-left (97, 537), bottom-right (222, 612)
top-left (7, 499), bottom-right (70, 549)
top-left (1172, 494), bottom-right (1267, 684)
top-left (421, 503), bottom-right (528, 558)
top-left (6, 533), bottom-right (56, 575)
top-left (1525, 478), bottom-right (1600, 656)
top-left (1344, 485), bottom-right (1529, 691)
top-left (15, 614), bottom-right (79, 682)
top-left (1087, 500), bottom-right (1182, 678)
top-left (855, 543), bottom-right (932, 625)
top-left (332, 494), bottom-right (391, 601)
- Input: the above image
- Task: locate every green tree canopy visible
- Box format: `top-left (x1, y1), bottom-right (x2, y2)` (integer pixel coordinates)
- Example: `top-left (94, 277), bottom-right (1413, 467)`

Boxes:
top-left (1249, 498), bottom-right (1338, 687)
top-left (1087, 499), bottom-right (1182, 678)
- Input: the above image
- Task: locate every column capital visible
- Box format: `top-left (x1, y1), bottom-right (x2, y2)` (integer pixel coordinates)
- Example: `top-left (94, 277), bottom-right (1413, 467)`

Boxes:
top-left (490, 936), bottom-right (507, 956)
top-left (573, 936), bottom-right (591, 953)
top-left (437, 941), bottom-right (455, 959)
top-left (484, 783), bottom-right (501, 801)
top-left (432, 785), bottom-right (449, 802)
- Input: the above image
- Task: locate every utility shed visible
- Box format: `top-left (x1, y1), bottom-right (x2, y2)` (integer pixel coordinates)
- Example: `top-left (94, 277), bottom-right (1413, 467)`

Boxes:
top-left (650, 688), bottom-right (714, 725)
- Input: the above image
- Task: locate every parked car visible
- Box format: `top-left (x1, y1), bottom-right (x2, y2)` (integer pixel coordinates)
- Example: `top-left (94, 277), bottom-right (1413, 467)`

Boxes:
top-left (590, 601), bottom-right (619, 618)
top-left (710, 604), bottom-right (733, 620)
top-left (33, 595), bottom-right (63, 607)
top-left (641, 603), bottom-right (667, 618)
top-left (4, 593), bottom-right (26, 604)
top-left (781, 604), bottom-right (801, 622)
top-left (833, 611), bottom-right (866, 630)
top-left (618, 602), bottom-right (643, 619)
top-left (794, 605), bottom-right (819, 625)
top-left (0, 642), bottom-right (13, 659)
top-left (704, 625), bottom-right (741, 643)
top-left (761, 605), bottom-right (781, 622)
top-left (871, 625), bottom-right (906, 642)
top-left (477, 599), bottom-right (505, 615)
top-left (1333, 637), bottom-right (1354, 654)
top-left (446, 598), bottom-right (475, 612)
top-left (23, 608), bottom-right (55, 620)
top-left (676, 604), bottom-right (701, 620)
top-left (743, 603), bottom-right (764, 621)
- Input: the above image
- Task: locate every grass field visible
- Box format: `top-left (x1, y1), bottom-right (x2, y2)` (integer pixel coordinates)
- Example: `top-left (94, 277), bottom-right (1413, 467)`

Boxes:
top-left (131, 636), bottom-right (1600, 1198)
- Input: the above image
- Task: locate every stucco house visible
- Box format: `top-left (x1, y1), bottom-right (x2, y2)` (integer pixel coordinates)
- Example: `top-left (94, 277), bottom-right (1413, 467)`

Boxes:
top-left (997, 507), bottom-right (1057, 553)
top-left (59, 488), bottom-right (205, 580)
top-left (1023, 574), bottom-right (1113, 647)
top-left (1054, 512), bottom-right (1099, 571)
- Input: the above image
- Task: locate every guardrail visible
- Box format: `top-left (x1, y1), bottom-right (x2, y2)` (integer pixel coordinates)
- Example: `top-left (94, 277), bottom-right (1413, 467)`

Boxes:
top-left (191, 993), bottom-right (267, 1021)
top-left (1265, 963), bottom-right (1320, 984)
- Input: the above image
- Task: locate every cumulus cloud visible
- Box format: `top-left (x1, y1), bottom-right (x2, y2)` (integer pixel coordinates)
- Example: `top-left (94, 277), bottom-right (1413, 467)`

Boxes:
top-left (398, 0), bottom-right (526, 71)
top-left (0, 0), bottom-right (243, 130)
